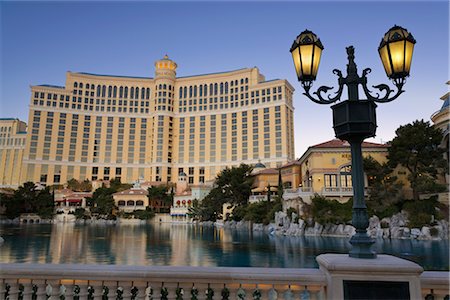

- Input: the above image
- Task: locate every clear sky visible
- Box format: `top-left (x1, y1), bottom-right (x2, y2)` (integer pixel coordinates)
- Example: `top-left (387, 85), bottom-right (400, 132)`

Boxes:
top-left (1, 1), bottom-right (448, 157)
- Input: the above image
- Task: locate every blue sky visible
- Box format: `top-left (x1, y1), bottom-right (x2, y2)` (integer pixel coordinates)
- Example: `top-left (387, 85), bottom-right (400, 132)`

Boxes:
top-left (1, 1), bottom-right (448, 157)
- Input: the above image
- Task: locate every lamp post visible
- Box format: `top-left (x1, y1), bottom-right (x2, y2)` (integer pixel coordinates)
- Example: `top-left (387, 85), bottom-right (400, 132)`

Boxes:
top-left (290, 25), bottom-right (416, 259)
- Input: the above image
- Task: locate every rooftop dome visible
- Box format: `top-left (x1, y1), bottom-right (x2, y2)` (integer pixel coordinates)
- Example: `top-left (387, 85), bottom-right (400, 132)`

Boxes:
top-left (155, 54), bottom-right (177, 71)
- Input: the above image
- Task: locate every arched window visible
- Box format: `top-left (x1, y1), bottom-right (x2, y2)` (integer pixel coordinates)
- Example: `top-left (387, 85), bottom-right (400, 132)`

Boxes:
top-left (194, 86), bottom-right (197, 97)
top-left (113, 86), bottom-right (117, 98)
top-left (130, 87), bottom-right (134, 99)
top-left (189, 86), bottom-right (192, 98)
top-left (204, 84), bottom-right (208, 96)
top-left (183, 87), bottom-right (187, 98)
top-left (199, 85), bottom-right (203, 97)
top-left (108, 86), bottom-right (112, 98)
top-left (101, 85), bottom-right (106, 97)
top-left (146, 88), bottom-right (150, 99)
top-left (79, 83), bottom-right (83, 88)
top-left (179, 87), bottom-right (183, 98)
top-left (163, 84), bottom-right (167, 90)
top-left (135, 87), bottom-right (139, 99)
top-left (159, 84), bottom-right (162, 90)
top-left (214, 83), bottom-right (218, 95)
top-left (97, 86), bottom-right (101, 97)
top-left (124, 87), bottom-right (128, 98)
top-left (118, 201), bottom-right (125, 206)
top-left (168, 85), bottom-right (172, 90)
top-left (119, 87), bottom-right (123, 98)
top-left (245, 77), bottom-right (249, 84)
top-left (127, 200), bottom-right (135, 206)
top-left (209, 84), bottom-right (213, 96)
top-left (225, 82), bottom-right (228, 94)
top-left (74, 82), bottom-right (78, 88)
top-left (141, 88), bottom-right (145, 99)
top-left (86, 83), bottom-right (90, 89)
top-left (220, 83), bottom-right (224, 94)
top-left (136, 200), bottom-right (144, 206)
top-left (240, 78), bottom-right (244, 85)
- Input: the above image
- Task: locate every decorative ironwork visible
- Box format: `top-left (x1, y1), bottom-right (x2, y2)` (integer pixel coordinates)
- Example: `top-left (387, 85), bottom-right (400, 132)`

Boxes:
top-left (302, 46), bottom-right (406, 105)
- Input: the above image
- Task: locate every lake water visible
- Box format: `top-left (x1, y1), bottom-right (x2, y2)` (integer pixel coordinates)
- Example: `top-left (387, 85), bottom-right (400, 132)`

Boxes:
top-left (0, 223), bottom-right (448, 270)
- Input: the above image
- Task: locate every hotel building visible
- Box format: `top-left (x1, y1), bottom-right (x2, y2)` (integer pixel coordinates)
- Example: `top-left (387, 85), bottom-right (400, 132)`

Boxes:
top-left (21, 56), bottom-right (295, 186)
top-left (0, 119), bottom-right (27, 188)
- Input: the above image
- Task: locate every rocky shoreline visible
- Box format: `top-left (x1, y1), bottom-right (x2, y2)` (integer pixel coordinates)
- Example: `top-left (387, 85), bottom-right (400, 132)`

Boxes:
top-left (219, 211), bottom-right (449, 241)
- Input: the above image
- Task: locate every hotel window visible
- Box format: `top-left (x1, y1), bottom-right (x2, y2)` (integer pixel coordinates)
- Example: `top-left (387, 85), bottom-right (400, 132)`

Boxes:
top-left (324, 174), bottom-right (338, 187)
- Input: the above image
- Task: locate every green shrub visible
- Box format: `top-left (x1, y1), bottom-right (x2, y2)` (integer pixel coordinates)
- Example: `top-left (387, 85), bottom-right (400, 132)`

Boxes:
top-left (133, 209), bottom-right (155, 220)
top-left (430, 227), bottom-right (439, 237)
top-left (402, 196), bottom-right (443, 228)
top-left (311, 195), bottom-right (352, 225)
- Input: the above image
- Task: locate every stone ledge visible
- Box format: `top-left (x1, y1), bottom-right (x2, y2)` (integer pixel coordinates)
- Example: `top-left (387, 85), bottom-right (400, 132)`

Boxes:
top-left (316, 254), bottom-right (424, 275)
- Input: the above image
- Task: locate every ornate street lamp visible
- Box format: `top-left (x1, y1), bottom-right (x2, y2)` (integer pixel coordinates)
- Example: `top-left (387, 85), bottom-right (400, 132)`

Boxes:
top-left (290, 25), bottom-right (415, 259)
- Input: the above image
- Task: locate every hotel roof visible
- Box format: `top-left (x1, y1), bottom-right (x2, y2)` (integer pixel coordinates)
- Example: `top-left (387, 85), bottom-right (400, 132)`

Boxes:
top-left (310, 139), bottom-right (387, 149)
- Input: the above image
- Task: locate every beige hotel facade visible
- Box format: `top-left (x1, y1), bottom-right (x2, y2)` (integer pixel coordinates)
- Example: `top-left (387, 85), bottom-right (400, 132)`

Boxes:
top-left (15, 56), bottom-right (295, 187)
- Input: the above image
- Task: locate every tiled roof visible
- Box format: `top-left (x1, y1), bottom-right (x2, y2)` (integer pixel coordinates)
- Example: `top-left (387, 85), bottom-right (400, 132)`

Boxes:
top-left (280, 160), bottom-right (302, 168)
top-left (311, 139), bottom-right (387, 149)
top-left (113, 188), bottom-right (148, 196)
top-left (253, 168), bottom-right (278, 175)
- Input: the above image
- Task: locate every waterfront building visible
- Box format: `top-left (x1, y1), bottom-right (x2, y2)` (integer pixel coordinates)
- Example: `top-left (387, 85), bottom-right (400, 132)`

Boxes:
top-left (170, 172), bottom-right (212, 221)
top-left (0, 118), bottom-right (27, 188)
top-left (431, 81), bottom-right (449, 201)
top-left (20, 55), bottom-right (295, 187)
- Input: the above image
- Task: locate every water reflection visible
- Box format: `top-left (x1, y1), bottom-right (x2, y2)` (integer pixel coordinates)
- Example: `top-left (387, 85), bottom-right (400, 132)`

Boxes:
top-left (0, 223), bottom-right (448, 270)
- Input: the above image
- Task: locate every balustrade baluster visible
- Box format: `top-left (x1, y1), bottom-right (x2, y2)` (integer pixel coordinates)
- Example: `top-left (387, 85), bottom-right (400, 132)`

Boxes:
top-left (103, 281), bottom-right (117, 300)
top-left (7, 280), bottom-right (20, 300)
top-left (91, 281), bottom-right (104, 300)
top-left (0, 280), bottom-right (6, 300)
top-left (21, 281), bottom-right (34, 300)
top-left (33, 280), bottom-right (47, 300)
top-left (283, 286), bottom-right (293, 300)
top-left (196, 283), bottom-right (209, 300)
top-left (165, 282), bottom-right (178, 300)
top-left (63, 282), bottom-right (75, 299)
top-left (47, 280), bottom-right (61, 299)
top-left (77, 282), bottom-right (89, 299)
top-left (267, 287), bottom-right (277, 300)
top-left (133, 282), bottom-right (149, 300)
top-left (145, 285), bottom-right (155, 300)
top-left (236, 286), bottom-right (246, 300)
top-left (299, 287), bottom-right (310, 300)
top-left (118, 281), bottom-right (133, 300)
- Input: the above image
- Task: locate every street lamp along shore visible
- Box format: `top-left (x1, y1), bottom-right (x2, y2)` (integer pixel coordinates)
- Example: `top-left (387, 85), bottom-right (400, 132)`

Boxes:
top-left (290, 25), bottom-right (416, 259)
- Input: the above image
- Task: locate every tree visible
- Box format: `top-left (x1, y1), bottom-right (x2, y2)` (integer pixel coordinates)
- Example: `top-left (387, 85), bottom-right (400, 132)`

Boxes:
top-left (363, 156), bottom-right (403, 216)
top-left (89, 187), bottom-right (116, 216)
top-left (67, 178), bottom-right (92, 192)
top-left (147, 185), bottom-right (173, 212)
top-left (388, 120), bottom-right (447, 200)
top-left (213, 164), bottom-right (254, 206)
top-left (3, 182), bottom-right (54, 219)
top-left (110, 178), bottom-right (132, 192)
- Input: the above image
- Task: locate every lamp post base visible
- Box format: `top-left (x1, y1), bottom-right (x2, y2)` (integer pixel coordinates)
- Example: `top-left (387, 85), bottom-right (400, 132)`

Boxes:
top-left (349, 233), bottom-right (377, 259)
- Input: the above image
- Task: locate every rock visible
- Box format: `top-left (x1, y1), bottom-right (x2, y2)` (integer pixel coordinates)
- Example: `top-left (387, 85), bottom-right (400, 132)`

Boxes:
top-left (402, 227), bottom-right (411, 238)
top-left (369, 216), bottom-right (380, 229)
top-left (420, 226), bottom-right (431, 240)
top-left (286, 223), bottom-right (299, 235)
top-left (253, 223), bottom-right (264, 231)
top-left (313, 222), bottom-right (323, 235)
top-left (343, 225), bottom-right (355, 236)
top-left (335, 224), bottom-right (345, 235)
top-left (390, 227), bottom-right (404, 239)
top-left (390, 212), bottom-right (408, 228)
top-left (382, 228), bottom-right (390, 238)
top-left (411, 228), bottom-right (421, 239)
top-left (0, 236), bottom-right (4, 244)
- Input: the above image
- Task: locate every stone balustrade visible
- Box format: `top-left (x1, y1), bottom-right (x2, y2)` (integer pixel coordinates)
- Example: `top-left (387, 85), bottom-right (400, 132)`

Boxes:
top-left (0, 263), bottom-right (448, 300)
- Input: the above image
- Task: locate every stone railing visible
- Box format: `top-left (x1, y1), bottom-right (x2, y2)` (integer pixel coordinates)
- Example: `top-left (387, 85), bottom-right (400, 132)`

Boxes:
top-left (1, 263), bottom-right (449, 300)
top-left (420, 271), bottom-right (450, 300)
top-left (0, 264), bottom-right (326, 300)
top-left (248, 195), bottom-right (267, 203)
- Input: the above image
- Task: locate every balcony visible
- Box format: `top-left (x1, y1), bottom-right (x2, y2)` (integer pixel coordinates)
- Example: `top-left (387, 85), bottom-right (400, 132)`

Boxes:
top-left (0, 262), bottom-right (448, 299)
